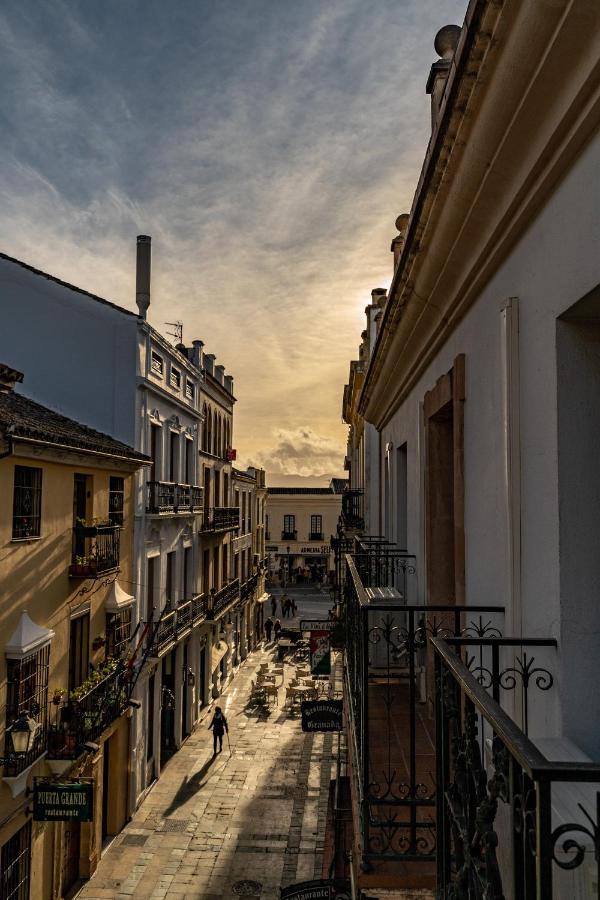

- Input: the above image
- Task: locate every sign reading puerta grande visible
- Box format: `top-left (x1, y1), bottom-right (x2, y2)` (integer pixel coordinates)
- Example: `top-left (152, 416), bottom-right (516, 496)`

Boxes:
top-left (301, 700), bottom-right (343, 733)
top-left (33, 779), bottom-right (94, 821)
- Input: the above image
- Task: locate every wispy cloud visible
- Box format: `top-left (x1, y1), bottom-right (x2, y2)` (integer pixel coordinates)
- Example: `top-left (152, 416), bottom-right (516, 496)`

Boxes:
top-left (251, 427), bottom-right (346, 477)
top-left (0, 0), bottom-right (466, 474)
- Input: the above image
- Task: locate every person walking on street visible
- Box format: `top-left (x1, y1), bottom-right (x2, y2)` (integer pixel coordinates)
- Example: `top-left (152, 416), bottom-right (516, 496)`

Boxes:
top-left (274, 618), bottom-right (282, 641)
top-left (291, 596), bottom-right (298, 617)
top-left (271, 595), bottom-right (277, 617)
top-left (264, 617), bottom-right (273, 642)
top-left (208, 706), bottom-right (229, 755)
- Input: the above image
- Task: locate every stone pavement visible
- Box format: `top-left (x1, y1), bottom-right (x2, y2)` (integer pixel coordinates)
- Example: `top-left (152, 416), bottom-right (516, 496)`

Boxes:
top-left (78, 643), bottom-right (337, 900)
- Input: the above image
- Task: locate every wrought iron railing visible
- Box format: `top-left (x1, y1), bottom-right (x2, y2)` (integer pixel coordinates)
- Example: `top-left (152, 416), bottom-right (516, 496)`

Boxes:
top-left (241, 574), bottom-right (258, 601)
top-left (69, 524), bottom-right (120, 577)
top-left (433, 636), bottom-right (600, 898)
top-left (202, 507), bottom-right (240, 532)
top-left (210, 578), bottom-right (240, 617)
top-left (344, 552), bottom-right (505, 867)
top-left (47, 665), bottom-right (128, 759)
top-left (192, 592), bottom-right (209, 623)
top-left (147, 481), bottom-right (203, 514)
top-left (309, 532), bottom-right (324, 541)
top-left (153, 607), bottom-right (177, 653)
top-left (175, 599), bottom-right (192, 635)
top-left (282, 530), bottom-right (297, 540)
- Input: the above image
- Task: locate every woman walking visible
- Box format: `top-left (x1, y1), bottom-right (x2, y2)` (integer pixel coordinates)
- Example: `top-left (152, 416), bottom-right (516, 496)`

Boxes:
top-left (274, 618), bottom-right (282, 641)
top-left (208, 706), bottom-right (229, 755)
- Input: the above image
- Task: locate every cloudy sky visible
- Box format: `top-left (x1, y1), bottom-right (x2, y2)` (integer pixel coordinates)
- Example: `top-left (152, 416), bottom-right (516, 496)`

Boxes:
top-left (0, 0), bottom-right (466, 481)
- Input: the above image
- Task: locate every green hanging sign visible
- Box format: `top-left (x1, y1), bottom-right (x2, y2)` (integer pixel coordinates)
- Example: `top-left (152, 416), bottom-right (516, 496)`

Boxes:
top-left (33, 779), bottom-right (93, 821)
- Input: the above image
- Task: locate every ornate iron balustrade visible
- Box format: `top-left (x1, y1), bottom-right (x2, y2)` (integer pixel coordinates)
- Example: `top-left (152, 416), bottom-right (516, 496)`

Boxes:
top-left (309, 531), bottom-right (324, 541)
top-left (433, 636), bottom-right (600, 899)
top-left (147, 481), bottom-right (203, 514)
top-left (176, 599), bottom-right (192, 635)
top-left (282, 530), bottom-right (297, 540)
top-left (342, 489), bottom-right (364, 530)
top-left (241, 574), bottom-right (258, 601)
top-left (153, 607), bottom-right (177, 653)
top-left (344, 552), bottom-right (505, 868)
top-left (69, 524), bottom-right (120, 577)
top-left (210, 578), bottom-right (240, 617)
top-left (47, 665), bottom-right (128, 759)
top-left (192, 592), bottom-right (209, 623)
top-left (202, 507), bottom-right (240, 532)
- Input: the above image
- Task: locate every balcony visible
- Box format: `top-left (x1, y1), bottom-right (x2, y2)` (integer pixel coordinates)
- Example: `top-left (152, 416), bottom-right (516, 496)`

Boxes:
top-left (341, 488), bottom-right (364, 530)
top-left (241, 574), bottom-right (258, 601)
top-left (146, 481), bottom-right (203, 515)
top-left (47, 666), bottom-right (128, 760)
top-left (209, 578), bottom-right (240, 618)
top-left (309, 531), bottom-right (324, 541)
top-left (202, 507), bottom-right (240, 533)
top-left (147, 595), bottom-right (209, 656)
top-left (69, 524), bottom-right (120, 578)
top-left (281, 530), bottom-right (297, 541)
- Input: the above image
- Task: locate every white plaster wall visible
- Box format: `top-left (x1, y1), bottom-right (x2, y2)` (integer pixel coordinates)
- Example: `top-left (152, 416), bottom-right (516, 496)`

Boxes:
top-left (378, 128), bottom-right (600, 754)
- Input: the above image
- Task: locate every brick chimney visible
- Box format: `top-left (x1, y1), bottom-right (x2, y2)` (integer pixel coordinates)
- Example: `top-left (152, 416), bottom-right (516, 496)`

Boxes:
top-left (203, 353), bottom-right (215, 377)
top-left (136, 235), bottom-right (152, 320)
top-left (0, 363), bottom-right (24, 393)
top-left (191, 340), bottom-right (204, 368)
top-left (215, 365), bottom-right (225, 386)
top-left (426, 25), bottom-right (461, 131)
top-left (224, 375), bottom-right (234, 395)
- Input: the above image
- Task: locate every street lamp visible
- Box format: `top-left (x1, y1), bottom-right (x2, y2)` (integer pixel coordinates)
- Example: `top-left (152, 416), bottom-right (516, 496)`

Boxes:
top-left (287, 545), bottom-right (291, 587)
top-left (6, 713), bottom-right (39, 757)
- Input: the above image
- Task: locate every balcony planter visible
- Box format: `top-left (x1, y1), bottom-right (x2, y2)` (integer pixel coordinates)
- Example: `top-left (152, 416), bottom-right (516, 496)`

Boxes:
top-left (69, 560), bottom-right (98, 578)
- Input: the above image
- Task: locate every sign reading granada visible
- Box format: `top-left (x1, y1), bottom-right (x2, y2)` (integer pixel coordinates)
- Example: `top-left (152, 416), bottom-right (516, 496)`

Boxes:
top-left (33, 779), bottom-right (93, 821)
top-left (299, 620), bottom-right (336, 632)
top-left (301, 700), bottom-right (343, 733)
top-left (280, 879), bottom-right (350, 899)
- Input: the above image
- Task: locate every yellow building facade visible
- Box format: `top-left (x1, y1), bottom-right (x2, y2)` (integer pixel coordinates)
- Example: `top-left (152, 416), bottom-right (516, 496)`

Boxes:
top-left (0, 364), bottom-right (149, 899)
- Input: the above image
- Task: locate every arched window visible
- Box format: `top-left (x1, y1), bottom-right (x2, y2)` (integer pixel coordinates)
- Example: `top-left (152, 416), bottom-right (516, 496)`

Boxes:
top-left (202, 403), bottom-right (208, 452)
top-left (207, 408), bottom-right (213, 455)
top-left (216, 415), bottom-right (222, 458)
top-left (225, 420), bottom-right (230, 454)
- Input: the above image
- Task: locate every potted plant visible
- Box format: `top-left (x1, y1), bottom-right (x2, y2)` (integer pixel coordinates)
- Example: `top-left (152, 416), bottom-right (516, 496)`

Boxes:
top-left (75, 517), bottom-right (112, 538)
top-left (51, 687), bottom-right (66, 706)
top-left (92, 633), bottom-right (106, 652)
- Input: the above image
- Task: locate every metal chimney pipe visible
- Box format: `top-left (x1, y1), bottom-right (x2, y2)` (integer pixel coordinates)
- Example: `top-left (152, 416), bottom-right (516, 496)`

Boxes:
top-left (136, 235), bottom-right (152, 319)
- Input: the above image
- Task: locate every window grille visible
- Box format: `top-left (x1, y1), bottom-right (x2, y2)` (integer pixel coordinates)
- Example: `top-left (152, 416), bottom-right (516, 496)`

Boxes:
top-left (283, 515), bottom-right (295, 534)
top-left (0, 821), bottom-right (31, 900)
top-left (170, 366), bottom-right (181, 389)
top-left (310, 515), bottom-right (323, 537)
top-left (185, 379), bottom-right (194, 400)
top-left (109, 476), bottom-right (124, 527)
top-left (150, 352), bottom-right (163, 375)
top-left (4, 645), bottom-right (49, 776)
top-left (106, 608), bottom-right (132, 658)
top-left (12, 466), bottom-right (42, 539)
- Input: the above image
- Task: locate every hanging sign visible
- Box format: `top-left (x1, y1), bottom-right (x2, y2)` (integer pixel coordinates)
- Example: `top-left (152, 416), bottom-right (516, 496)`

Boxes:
top-left (309, 630), bottom-right (331, 675)
top-left (33, 779), bottom-right (94, 821)
top-left (300, 620), bottom-right (336, 632)
top-left (301, 700), bottom-right (343, 733)
top-left (281, 879), bottom-right (350, 899)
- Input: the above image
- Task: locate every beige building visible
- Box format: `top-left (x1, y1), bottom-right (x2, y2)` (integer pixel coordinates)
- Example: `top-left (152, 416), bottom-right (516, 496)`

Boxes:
top-left (0, 364), bottom-right (149, 899)
top-left (232, 467), bottom-right (268, 652)
top-left (265, 480), bottom-right (346, 584)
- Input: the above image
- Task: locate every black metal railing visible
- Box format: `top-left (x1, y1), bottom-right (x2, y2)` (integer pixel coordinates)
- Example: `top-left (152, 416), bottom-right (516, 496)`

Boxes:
top-left (344, 552), bottom-right (505, 867)
top-left (47, 666), bottom-right (128, 759)
top-left (241, 574), bottom-right (258, 601)
top-left (210, 578), bottom-right (240, 617)
top-left (147, 481), bottom-right (203, 514)
top-left (309, 532), bottom-right (324, 541)
top-left (282, 530), bottom-right (297, 540)
top-left (69, 524), bottom-right (120, 577)
top-left (202, 507), bottom-right (240, 532)
top-left (192, 592), bottom-right (209, 623)
top-left (176, 599), bottom-right (192, 635)
top-left (342, 489), bottom-right (364, 530)
top-left (153, 607), bottom-right (177, 653)
top-left (434, 636), bottom-right (600, 898)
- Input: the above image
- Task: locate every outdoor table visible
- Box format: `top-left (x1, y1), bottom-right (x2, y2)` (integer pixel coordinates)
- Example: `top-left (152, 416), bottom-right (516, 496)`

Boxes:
top-left (257, 674), bottom-right (277, 684)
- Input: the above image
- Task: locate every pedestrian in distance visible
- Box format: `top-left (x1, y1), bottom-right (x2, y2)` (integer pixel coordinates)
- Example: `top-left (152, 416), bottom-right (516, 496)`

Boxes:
top-left (274, 618), bottom-right (282, 641)
top-left (291, 596), bottom-right (298, 617)
top-left (208, 706), bottom-right (228, 755)
top-left (264, 617), bottom-right (273, 642)
top-left (271, 595), bottom-right (277, 617)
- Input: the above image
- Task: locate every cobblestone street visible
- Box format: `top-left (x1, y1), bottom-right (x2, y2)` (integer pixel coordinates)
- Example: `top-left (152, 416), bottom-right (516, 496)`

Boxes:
top-left (78, 630), bottom-right (338, 900)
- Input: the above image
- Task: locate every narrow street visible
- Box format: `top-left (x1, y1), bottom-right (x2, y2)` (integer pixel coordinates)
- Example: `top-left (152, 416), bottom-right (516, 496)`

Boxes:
top-left (78, 589), bottom-right (339, 900)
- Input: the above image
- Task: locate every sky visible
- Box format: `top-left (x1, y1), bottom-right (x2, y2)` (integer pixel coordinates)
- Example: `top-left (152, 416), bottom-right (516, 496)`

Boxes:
top-left (0, 0), bottom-right (466, 482)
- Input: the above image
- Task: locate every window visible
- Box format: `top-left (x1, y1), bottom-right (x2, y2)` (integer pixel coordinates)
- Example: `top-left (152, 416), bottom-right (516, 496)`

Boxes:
top-left (151, 351), bottom-right (164, 376)
top-left (222, 545), bottom-right (228, 584)
top-left (185, 380), bottom-right (194, 401)
top-left (166, 551), bottom-right (176, 603)
top-left (109, 476), bottom-right (124, 527)
top-left (283, 515), bottom-right (295, 537)
top-left (146, 556), bottom-right (156, 621)
top-left (1, 821), bottom-right (32, 900)
top-left (212, 546), bottom-right (220, 590)
top-left (12, 465), bottom-right (42, 539)
top-left (170, 366), bottom-right (181, 389)
top-left (106, 608), bottom-right (132, 658)
top-left (185, 439), bottom-right (194, 485)
top-left (150, 424), bottom-right (160, 482)
top-left (5, 646), bottom-right (49, 775)
top-left (310, 515), bottom-right (323, 538)
top-left (146, 675), bottom-right (155, 762)
top-left (183, 546), bottom-right (192, 598)
top-left (169, 432), bottom-right (179, 483)
top-left (69, 614), bottom-right (90, 691)
top-left (202, 548), bottom-right (210, 594)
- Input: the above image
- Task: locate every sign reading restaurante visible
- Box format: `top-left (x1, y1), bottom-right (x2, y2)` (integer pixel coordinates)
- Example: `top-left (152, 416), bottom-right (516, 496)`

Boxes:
top-left (301, 700), bottom-right (343, 733)
top-left (33, 779), bottom-right (94, 821)
top-left (280, 879), bottom-right (350, 899)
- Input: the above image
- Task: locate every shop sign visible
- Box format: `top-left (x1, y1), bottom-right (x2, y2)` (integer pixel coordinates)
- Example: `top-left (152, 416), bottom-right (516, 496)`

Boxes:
top-left (298, 546), bottom-right (331, 555)
top-left (310, 631), bottom-right (331, 675)
top-left (301, 700), bottom-right (343, 733)
top-left (281, 879), bottom-right (350, 899)
top-left (300, 620), bottom-right (336, 632)
top-left (33, 779), bottom-right (93, 821)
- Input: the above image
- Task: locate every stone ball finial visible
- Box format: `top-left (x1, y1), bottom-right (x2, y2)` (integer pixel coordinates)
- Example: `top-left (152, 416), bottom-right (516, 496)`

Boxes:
top-left (395, 213), bottom-right (410, 235)
top-left (434, 24), bottom-right (461, 60)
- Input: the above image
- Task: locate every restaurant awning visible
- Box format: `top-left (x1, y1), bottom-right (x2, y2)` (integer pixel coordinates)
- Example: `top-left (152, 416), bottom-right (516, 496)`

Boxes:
top-left (105, 580), bottom-right (136, 611)
top-left (211, 640), bottom-right (228, 671)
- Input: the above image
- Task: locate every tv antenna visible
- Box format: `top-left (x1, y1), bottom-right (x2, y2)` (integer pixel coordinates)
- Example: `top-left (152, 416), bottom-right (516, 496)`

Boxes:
top-left (165, 321), bottom-right (183, 344)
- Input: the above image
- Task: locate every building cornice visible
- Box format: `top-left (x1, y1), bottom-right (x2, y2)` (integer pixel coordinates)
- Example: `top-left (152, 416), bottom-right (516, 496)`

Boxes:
top-left (360, 0), bottom-right (600, 428)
